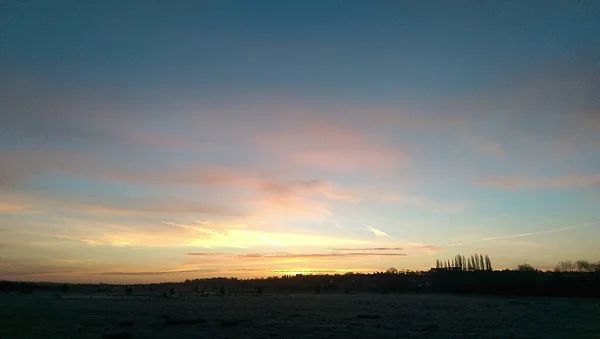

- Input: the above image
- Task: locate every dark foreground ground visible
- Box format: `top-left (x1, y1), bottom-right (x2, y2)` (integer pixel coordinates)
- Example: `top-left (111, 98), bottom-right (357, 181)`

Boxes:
top-left (1, 293), bottom-right (599, 338)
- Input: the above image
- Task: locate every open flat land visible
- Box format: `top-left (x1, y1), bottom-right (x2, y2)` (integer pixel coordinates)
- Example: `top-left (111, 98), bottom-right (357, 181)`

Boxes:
top-left (1, 293), bottom-right (599, 338)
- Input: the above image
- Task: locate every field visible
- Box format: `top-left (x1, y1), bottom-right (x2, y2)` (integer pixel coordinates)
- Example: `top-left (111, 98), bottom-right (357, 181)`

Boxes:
top-left (1, 293), bottom-right (599, 338)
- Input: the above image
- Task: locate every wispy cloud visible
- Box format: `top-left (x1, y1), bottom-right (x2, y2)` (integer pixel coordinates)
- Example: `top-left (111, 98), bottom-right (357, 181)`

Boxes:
top-left (161, 221), bottom-right (221, 236)
top-left (185, 252), bottom-right (408, 259)
top-left (0, 203), bottom-right (30, 214)
top-left (367, 226), bottom-right (389, 237)
top-left (94, 268), bottom-right (228, 276)
top-left (405, 243), bottom-right (443, 254)
top-left (28, 233), bottom-right (133, 247)
top-left (446, 222), bottom-right (598, 247)
top-left (184, 229), bottom-right (369, 249)
top-left (258, 236), bottom-right (285, 247)
top-left (331, 247), bottom-right (405, 251)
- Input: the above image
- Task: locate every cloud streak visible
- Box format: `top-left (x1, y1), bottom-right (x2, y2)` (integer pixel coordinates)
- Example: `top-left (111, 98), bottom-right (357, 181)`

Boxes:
top-left (446, 222), bottom-right (599, 247)
top-left (258, 236), bottom-right (285, 247)
top-left (185, 252), bottom-right (408, 259)
top-left (330, 247), bottom-right (405, 251)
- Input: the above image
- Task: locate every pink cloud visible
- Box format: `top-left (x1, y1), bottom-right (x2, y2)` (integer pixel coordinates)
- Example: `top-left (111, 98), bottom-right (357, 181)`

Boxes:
top-left (32, 195), bottom-right (245, 217)
top-left (0, 203), bottom-right (29, 214)
top-left (256, 117), bottom-right (406, 173)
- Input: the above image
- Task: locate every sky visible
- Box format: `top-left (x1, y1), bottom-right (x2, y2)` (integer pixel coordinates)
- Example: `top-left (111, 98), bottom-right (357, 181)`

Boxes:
top-left (1, 1), bottom-right (600, 283)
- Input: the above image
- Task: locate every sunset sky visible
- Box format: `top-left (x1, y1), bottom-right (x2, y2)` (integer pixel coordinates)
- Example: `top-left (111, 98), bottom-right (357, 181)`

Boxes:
top-left (1, 1), bottom-right (600, 283)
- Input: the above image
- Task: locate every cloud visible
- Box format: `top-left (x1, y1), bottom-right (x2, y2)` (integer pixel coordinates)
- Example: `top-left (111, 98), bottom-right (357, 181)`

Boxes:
top-left (85, 164), bottom-right (355, 205)
top-left (330, 247), bottom-right (405, 251)
top-left (384, 193), bottom-right (469, 213)
top-left (331, 243), bottom-right (441, 255)
top-left (180, 252), bottom-right (228, 257)
top-left (258, 236), bottom-right (285, 247)
top-left (480, 172), bottom-right (600, 190)
top-left (22, 232), bottom-right (133, 247)
top-left (1, 71), bottom-right (191, 152)
top-left (367, 226), bottom-right (389, 237)
top-left (14, 225), bottom-right (202, 248)
top-left (0, 203), bottom-right (29, 214)
top-left (25, 194), bottom-right (246, 217)
top-left (184, 229), bottom-right (369, 249)
top-left (269, 268), bottom-right (378, 274)
top-left (23, 218), bottom-right (369, 250)
top-left (446, 222), bottom-right (598, 247)
top-left (94, 268), bottom-right (227, 276)
top-left (256, 116), bottom-right (406, 173)
top-left (404, 244), bottom-right (443, 253)
top-left (161, 221), bottom-right (225, 236)
top-left (452, 54), bottom-right (600, 161)
top-left (93, 266), bottom-right (382, 277)
top-left (185, 252), bottom-right (408, 259)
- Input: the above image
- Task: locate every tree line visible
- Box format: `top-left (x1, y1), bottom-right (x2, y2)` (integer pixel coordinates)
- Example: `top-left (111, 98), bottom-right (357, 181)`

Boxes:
top-left (435, 253), bottom-right (492, 271)
top-left (2, 256), bottom-right (599, 298)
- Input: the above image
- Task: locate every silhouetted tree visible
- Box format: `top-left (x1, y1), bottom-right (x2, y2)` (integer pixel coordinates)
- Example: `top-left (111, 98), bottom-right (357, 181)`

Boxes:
top-left (436, 253), bottom-right (494, 271)
top-left (517, 263), bottom-right (536, 272)
top-left (555, 260), bottom-right (577, 273)
top-left (484, 254), bottom-right (492, 271)
top-left (575, 260), bottom-right (594, 273)
top-left (386, 267), bottom-right (398, 274)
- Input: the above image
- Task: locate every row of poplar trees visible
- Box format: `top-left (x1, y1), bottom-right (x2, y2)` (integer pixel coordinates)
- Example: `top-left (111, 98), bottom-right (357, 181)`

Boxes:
top-left (436, 254), bottom-right (493, 271)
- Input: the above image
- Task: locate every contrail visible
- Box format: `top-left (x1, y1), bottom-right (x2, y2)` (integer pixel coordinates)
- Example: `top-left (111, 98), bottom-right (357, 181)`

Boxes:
top-left (446, 221), bottom-right (598, 247)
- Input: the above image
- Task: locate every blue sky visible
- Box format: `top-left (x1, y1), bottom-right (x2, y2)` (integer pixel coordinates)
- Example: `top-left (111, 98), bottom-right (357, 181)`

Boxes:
top-left (1, 1), bottom-right (599, 283)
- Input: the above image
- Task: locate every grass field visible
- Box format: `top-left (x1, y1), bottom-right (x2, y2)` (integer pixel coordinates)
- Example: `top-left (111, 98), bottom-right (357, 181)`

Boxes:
top-left (1, 293), bottom-right (599, 338)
